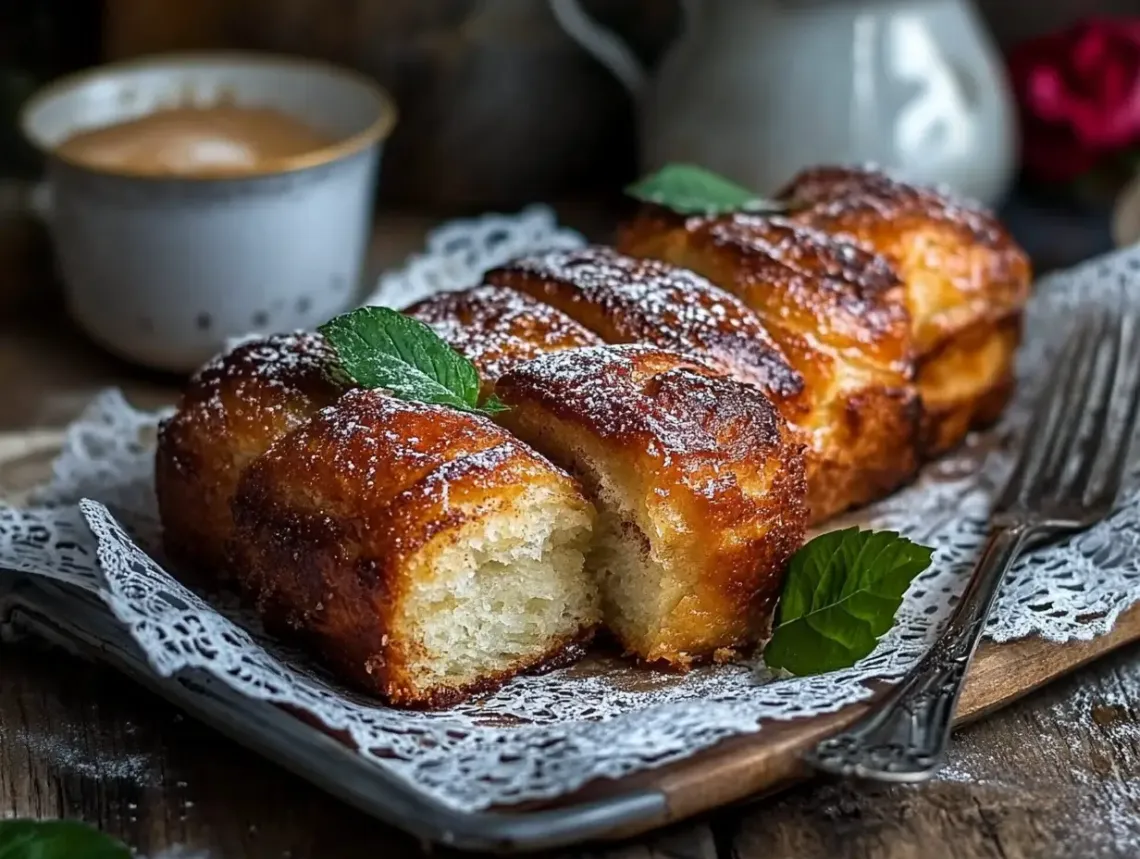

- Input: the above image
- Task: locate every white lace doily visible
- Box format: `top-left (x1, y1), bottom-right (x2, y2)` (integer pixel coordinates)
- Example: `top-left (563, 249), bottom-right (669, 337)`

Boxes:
top-left (3, 206), bottom-right (1140, 814)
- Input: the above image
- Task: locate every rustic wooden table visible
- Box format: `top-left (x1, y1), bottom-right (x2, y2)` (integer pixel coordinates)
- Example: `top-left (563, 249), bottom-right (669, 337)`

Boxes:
top-left (2, 210), bottom-right (1139, 859)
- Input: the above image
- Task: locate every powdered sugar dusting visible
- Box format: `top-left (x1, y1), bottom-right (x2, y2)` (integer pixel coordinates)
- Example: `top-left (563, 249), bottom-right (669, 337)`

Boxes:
top-left (148, 848), bottom-right (212, 859)
top-left (499, 344), bottom-right (721, 456)
top-left (0, 721), bottom-right (161, 786)
top-left (934, 656), bottom-right (1140, 856)
top-left (498, 343), bottom-right (787, 472)
top-left (698, 214), bottom-right (909, 351)
top-left (493, 246), bottom-right (802, 400)
top-left (250, 389), bottom-right (555, 515)
top-left (781, 164), bottom-right (1010, 247)
top-left (181, 330), bottom-right (344, 438)
top-left (405, 284), bottom-right (601, 387)
top-left (195, 331), bottom-right (335, 387)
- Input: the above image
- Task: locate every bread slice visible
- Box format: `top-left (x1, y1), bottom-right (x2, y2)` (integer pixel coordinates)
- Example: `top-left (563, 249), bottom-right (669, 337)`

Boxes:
top-left (155, 332), bottom-right (345, 578)
top-left (230, 389), bottom-right (599, 707)
top-left (484, 246), bottom-right (806, 416)
top-left (404, 284), bottom-right (602, 396)
top-left (495, 344), bottom-right (807, 666)
top-left (780, 166), bottom-right (1032, 454)
top-left (617, 209), bottom-right (919, 523)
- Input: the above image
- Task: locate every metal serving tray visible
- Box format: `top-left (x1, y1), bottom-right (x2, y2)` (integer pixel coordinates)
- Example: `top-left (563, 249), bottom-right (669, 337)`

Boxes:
top-left (0, 573), bottom-right (674, 852)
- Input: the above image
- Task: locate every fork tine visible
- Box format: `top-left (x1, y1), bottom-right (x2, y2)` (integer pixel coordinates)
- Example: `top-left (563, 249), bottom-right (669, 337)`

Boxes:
top-left (1058, 309), bottom-right (1124, 498)
top-left (1034, 308), bottom-right (1113, 495)
top-left (1086, 311), bottom-right (1140, 511)
top-left (994, 314), bottom-right (1100, 513)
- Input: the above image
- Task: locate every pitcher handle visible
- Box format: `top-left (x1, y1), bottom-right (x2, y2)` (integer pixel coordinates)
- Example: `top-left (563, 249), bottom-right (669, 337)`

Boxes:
top-left (548, 0), bottom-right (648, 97)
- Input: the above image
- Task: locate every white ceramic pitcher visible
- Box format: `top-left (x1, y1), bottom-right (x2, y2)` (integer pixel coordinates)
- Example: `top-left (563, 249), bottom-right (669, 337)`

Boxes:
top-left (550, 0), bottom-right (1017, 205)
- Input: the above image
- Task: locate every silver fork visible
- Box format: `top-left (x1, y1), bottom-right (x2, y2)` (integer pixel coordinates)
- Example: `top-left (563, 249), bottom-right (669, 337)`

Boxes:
top-left (805, 303), bottom-right (1140, 782)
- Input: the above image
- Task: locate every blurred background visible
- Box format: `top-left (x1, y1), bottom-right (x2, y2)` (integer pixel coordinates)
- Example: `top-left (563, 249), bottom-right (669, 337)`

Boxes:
top-left (0, 2), bottom-right (1136, 198)
top-left (3, 0), bottom-right (1140, 414)
top-left (4, 0), bottom-right (1140, 256)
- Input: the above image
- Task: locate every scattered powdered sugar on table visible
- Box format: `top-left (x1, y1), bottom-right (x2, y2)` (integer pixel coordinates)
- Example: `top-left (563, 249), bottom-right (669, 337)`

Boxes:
top-left (3, 209), bottom-right (1140, 814)
top-left (147, 848), bottom-right (212, 859)
top-left (0, 721), bottom-right (161, 786)
top-left (934, 654), bottom-right (1140, 856)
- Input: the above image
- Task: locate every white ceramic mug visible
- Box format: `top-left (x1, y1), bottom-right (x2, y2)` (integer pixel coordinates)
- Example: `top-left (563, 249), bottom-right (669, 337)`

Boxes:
top-left (20, 52), bottom-right (396, 373)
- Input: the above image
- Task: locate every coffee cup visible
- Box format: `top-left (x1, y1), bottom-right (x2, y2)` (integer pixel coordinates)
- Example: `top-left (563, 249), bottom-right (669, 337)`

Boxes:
top-left (20, 52), bottom-right (397, 372)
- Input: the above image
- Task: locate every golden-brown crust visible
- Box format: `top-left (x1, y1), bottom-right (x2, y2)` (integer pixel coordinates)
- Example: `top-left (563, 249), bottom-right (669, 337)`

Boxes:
top-left (619, 208), bottom-right (913, 376)
top-left (780, 165), bottom-right (1013, 244)
top-left (230, 388), bottom-right (593, 707)
top-left (485, 246), bottom-right (805, 410)
top-left (154, 332), bottom-right (345, 578)
top-left (404, 284), bottom-right (602, 395)
top-left (779, 165), bottom-right (1032, 454)
top-left (496, 344), bottom-right (808, 664)
top-left (780, 165), bottom-right (1031, 351)
top-left (918, 311), bottom-right (1023, 455)
top-left (155, 165), bottom-right (1031, 706)
top-left (617, 208), bottom-right (918, 521)
top-left (784, 330), bottom-right (921, 520)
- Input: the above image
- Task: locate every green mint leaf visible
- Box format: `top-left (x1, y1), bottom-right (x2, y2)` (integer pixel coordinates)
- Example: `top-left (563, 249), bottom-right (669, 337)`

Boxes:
top-left (625, 163), bottom-right (785, 216)
top-left (0, 819), bottom-right (131, 859)
top-left (319, 307), bottom-right (504, 416)
top-left (763, 528), bottom-right (934, 676)
top-left (478, 393), bottom-right (509, 415)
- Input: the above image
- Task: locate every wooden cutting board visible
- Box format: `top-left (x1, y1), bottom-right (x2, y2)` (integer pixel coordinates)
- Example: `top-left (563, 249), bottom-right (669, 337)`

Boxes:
top-left (560, 606), bottom-right (1140, 836)
top-left (4, 427), bottom-right (1140, 843)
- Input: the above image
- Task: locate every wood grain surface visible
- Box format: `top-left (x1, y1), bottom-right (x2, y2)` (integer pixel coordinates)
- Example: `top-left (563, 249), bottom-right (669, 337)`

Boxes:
top-left (3, 635), bottom-right (1138, 858)
top-left (2, 210), bottom-right (1140, 858)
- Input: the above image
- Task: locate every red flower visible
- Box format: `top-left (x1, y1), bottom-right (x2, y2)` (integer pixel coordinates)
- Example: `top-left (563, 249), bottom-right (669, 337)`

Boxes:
top-left (1009, 18), bottom-right (1140, 183)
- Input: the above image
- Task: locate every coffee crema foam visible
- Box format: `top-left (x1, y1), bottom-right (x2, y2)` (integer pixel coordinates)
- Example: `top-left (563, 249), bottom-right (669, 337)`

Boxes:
top-left (55, 106), bottom-right (335, 177)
